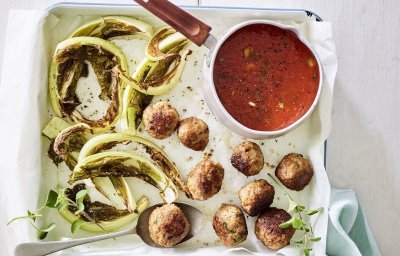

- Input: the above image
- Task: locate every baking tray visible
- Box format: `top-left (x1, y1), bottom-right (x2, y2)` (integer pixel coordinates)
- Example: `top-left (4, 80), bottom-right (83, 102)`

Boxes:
top-left (46, 2), bottom-right (327, 165)
top-left (11, 3), bottom-right (333, 256)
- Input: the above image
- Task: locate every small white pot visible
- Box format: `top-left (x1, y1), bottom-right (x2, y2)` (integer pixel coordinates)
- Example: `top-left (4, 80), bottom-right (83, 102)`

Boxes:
top-left (201, 20), bottom-right (323, 139)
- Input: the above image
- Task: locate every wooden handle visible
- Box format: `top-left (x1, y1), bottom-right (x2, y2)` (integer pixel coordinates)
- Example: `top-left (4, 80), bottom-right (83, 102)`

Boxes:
top-left (133, 0), bottom-right (212, 46)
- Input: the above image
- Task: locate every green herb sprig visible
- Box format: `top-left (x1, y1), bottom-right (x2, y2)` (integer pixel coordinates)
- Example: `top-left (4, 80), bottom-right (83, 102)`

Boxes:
top-left (268, 173), bottom-right (323, 256)
top-left (7, 188), bottom-right (96, 240)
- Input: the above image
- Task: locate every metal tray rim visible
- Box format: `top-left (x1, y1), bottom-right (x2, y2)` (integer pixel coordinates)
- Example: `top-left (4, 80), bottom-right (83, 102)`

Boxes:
top-left (46, 2), bottom-right (323, 21)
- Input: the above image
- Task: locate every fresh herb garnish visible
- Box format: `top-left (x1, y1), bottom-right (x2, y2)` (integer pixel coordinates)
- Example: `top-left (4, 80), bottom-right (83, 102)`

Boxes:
top-left (7, 189), bottom-right (60, 240)
top-left (7, 188), bottom-right (99, 239)
top-left (268, 173), bottom-right (323, 256)
top-left (71, 219), bottom-right (85, 234)
top-left (36, 223), bottom-right (56, 240)
top-left (74, 189), bottom-right (88, 215)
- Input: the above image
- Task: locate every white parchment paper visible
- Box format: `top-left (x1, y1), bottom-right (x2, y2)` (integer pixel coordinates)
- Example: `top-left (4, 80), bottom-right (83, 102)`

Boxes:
top-left (0, 6), bottom-right (337, 256)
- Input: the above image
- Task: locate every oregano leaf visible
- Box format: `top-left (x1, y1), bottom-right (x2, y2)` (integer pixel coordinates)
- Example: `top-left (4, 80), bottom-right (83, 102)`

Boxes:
top-left (27, 210), bottom-right (41, 222)
top-left (37, 230), bottom-right (48, 240)
top-left (55, 189), bottom-right (69, 211)
top-left (41, 223), bottom-right (56, 232)
top-left (292, 218), bottom-right (307, 229)
top-left (36, 223), bottom-right (56, 240)
top-left (27, 210), bottom-right (36, 221)
top-left (296, 205), bottom-right (306, 211)
top-left (71, 219), bottom-right (85, 234)
top-left (45, 190), bottom-right (59, 208)
top-left (75, 190), bottom-right (87, 201)
top-left (294, 239), bottom-right (304, 244)
top-left (279, 217), bottom-right (294, 229)
top-left (310, 237), bottom-right (321, 242)
top-left (75, 201), bottom-right (85, 215)
top-left (74, 190), bottom-right (87, 215)
top-left (288, 199), bottom-right (298, 212)
top-left (307, 207), bottom-right (323, 216)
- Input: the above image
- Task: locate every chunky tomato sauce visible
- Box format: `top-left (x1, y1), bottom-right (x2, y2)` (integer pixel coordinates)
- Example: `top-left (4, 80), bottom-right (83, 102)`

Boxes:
top-left (213, 24), bottom-right (320, 131)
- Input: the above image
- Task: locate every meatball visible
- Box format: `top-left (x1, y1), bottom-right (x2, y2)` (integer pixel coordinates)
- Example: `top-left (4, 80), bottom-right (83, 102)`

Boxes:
top-left (148, 204), bottom-right (190, 247)
top-left (177, 117), bottom-right (209, 151)
top-left (239, 179), bottom-right (275, 216)
top-left (187, 159), bottom-right (224, 200)
top-left (143, 101), bottom-right (179, 139)
top-left (255, 207), bottom-right (295, 250)
top-left (231, 141), bottom-right (264, 176)
top-left (213, 204), bottom-right (248, 246)
top-left (275, 153), bottom-right (314, 191)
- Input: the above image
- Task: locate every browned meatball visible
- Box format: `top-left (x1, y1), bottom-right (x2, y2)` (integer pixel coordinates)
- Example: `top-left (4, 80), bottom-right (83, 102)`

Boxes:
top-left (231, 141), bottom-right (264, 176)
top-left (275, 153), bottom-right (314, 191)
top-left (148, 204), bottom-right (190, 247)
top-left (239, 179), bottom-right (275, 216)
top-left (187, 159), bottom-right (224, 200)
top-left (143, 101), bottom-right (179, 139)
top-left (213, 204), bottom-right (248, 246)
top-left (177, 117), bottom-right (209, 151)
top-left (255, 207), bottom-right (295, 250)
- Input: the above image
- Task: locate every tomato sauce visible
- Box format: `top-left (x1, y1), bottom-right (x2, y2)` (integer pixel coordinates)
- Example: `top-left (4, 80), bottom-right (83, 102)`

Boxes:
top-left (213, 24), bottom-right (320, 131)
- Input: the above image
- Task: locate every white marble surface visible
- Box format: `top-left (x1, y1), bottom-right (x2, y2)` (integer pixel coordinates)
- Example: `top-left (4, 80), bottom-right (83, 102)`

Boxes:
top-left (1, 1), bottom-right (399, 255)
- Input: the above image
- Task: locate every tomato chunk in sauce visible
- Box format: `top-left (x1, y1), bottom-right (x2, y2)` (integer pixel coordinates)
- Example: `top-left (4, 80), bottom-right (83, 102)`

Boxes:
top-left (213, 24), bottom-right (320, 131)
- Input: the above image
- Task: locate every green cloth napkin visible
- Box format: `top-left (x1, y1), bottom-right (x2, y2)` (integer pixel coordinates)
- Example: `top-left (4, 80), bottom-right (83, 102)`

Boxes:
top-left (327, 189), bottom-right (381, 256)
